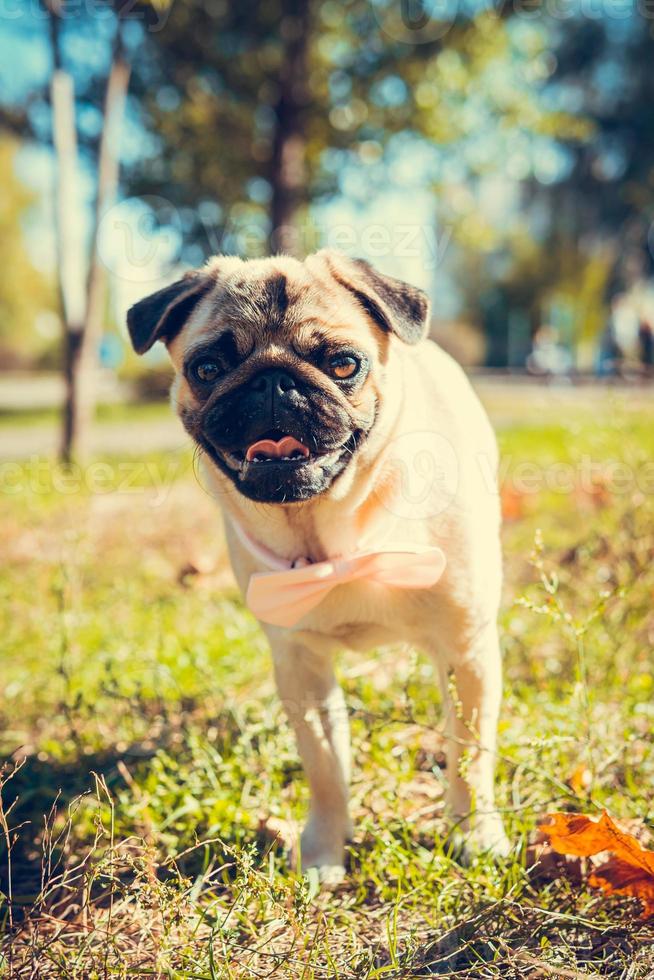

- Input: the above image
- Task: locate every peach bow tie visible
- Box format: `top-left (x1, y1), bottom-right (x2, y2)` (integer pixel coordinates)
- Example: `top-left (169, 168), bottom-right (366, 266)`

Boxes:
top-left (235, 531), bottom-right (447, 628)
top-left (247, 547), bottom-right (446, 628)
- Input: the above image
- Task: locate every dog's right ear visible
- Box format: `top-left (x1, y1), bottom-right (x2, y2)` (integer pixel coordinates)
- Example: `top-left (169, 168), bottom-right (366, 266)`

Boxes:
top-left (126, 272), bottom-right (213, 354)
top-left (316, 250), bottom-right (430, 346)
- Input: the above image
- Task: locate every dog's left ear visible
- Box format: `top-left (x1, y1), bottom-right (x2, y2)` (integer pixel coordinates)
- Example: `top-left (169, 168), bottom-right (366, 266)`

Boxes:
top-left (319, 250), bottom-right (430, 345)
top-left (126, 271), bottom-right (213, 354)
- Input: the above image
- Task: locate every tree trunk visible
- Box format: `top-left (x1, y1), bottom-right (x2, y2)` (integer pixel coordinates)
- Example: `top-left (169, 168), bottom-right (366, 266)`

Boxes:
top-left (61, 37), bottom-right (130, 464)
top-left (49, 62), bottom-right (87, 455)
top-left (48, 4), bottom-right (131, 465)
top-left (269, 0), bottom-right (311, 255)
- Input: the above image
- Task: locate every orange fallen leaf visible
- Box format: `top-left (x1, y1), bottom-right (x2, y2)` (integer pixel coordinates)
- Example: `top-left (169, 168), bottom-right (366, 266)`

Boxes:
top-left (567, 764), bottom-right (593, 796)
top-left (257, 814), bottom-right (298, 851)
top-left (539, 811), bottom-right (654, 918)
top-left (575, 472), bottom-right (613, 511)
top-left (526, 838), bottom-right (584, 887)
top-left (501, 484), bottom-right (527, 522)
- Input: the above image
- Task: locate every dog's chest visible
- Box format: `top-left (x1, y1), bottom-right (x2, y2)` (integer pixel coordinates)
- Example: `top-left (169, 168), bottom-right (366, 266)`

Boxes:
top-left (293, 578), bottom-right (428, 651)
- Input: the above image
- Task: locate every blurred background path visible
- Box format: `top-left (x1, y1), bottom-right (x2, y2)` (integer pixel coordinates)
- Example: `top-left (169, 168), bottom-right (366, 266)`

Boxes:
top-left (2, 374), bottom-right (653, 459)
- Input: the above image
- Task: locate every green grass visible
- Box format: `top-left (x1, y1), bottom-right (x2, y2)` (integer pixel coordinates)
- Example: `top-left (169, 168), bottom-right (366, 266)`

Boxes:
top-left (2, 393), bottom-right (654, 977)
top-left (0, 400), bottom-right (172, 429)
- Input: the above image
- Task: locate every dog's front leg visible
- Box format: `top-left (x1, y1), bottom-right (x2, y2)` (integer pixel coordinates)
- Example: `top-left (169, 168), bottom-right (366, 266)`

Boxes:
top-left (433, 622), bottom-right (510, 859)
top-left (268, 632), bottom-right (352, 880)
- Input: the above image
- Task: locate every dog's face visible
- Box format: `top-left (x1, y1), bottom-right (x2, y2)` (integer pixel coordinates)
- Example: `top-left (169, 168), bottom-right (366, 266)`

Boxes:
top-left (127, 250), bottom-right (429, 504)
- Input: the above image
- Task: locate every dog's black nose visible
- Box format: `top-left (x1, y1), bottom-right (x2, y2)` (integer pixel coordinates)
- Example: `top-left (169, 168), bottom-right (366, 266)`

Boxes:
top-left (249, 368), bottom-right (297, 396)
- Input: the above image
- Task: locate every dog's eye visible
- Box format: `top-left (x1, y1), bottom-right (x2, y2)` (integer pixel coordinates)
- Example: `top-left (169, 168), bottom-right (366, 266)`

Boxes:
top-left (329, 355), bottom-right (359, 380)
top-left (193, 360), bottom-right (221, 384)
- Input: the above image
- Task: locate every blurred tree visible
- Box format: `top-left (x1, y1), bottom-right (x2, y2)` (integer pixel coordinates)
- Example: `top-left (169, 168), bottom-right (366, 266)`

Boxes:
top-left (0, 2), bottom-right (168, 458)
top-left (46, 0), bottom-right (133, 463)
top-left (127, 1), bottom-right (572, 258)
top-left (472, 231), bottom-right (612, 369)
top-left (0, 0), bottom-right (607, 385)
top-left (0, 139), bottom-right (53, 366)
top-left (127, 0), bottom-right (321, 256)
top-left (552, 18), bottom-right (654, 243)
top-left (507, 15), bottom-right (654, 363)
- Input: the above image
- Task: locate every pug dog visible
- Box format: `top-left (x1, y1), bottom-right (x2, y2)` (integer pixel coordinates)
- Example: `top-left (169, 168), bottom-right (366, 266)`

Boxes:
top-left (127, 249), bottom-right (510, 879)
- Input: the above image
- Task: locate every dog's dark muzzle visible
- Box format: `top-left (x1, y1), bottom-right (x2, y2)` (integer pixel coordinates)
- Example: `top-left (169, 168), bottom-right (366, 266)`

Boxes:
top-left (199, 366), bottom-right (358, 503)
top-left (203, 366), bottom-right (315, 453)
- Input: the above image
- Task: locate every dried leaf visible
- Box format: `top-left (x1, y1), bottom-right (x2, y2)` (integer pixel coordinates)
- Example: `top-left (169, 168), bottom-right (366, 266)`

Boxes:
top-left (501, 485), bottom-right (527, 522)
top-left (567, 765), bottom-right (593, 796)
top-left (526, 824), bottom-right (584, 887)
top-left (539, 811), bottom-right (654, 917)
top-left (588, 857), bottom-right (654, 917)
top-left (257, 814), bottom-right (298, 851)
top-left (575, 472), bottom-right (613, 510)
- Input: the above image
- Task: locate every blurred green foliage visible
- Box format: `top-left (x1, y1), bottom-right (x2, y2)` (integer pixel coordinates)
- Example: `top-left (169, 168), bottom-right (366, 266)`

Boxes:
top-left (3, 5), bottom-right (654, 368)
top-left (0, 139), bottom-right (54, 366)
top-left (129, 1), bottom-right (580, 257)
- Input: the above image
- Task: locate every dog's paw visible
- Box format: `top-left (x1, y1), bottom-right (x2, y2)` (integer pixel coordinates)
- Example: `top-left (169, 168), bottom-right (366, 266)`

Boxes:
top-left (294, 815), bottom-right (348, 881)
top-left (304, 863), bottom-right (346, 889)
top-left (482, 830), bottom-right (513, 861)
top-left (474, 814), bottom-right (512, 860)
top-left (445, 817), bottom-right (512, 865)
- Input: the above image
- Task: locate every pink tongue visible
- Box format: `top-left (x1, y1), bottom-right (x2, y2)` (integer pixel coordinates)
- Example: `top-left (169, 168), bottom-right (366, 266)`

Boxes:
top-left (245, 435), bottom-right (309, 462)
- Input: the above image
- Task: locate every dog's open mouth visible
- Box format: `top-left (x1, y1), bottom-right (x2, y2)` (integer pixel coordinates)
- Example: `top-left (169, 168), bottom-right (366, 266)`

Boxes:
top-left (200, 427), bottom-right (363, 501)
top-left (217, 429), bottom-right (318, 475)
top-left (245, 433), bottom-right (310, 464)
